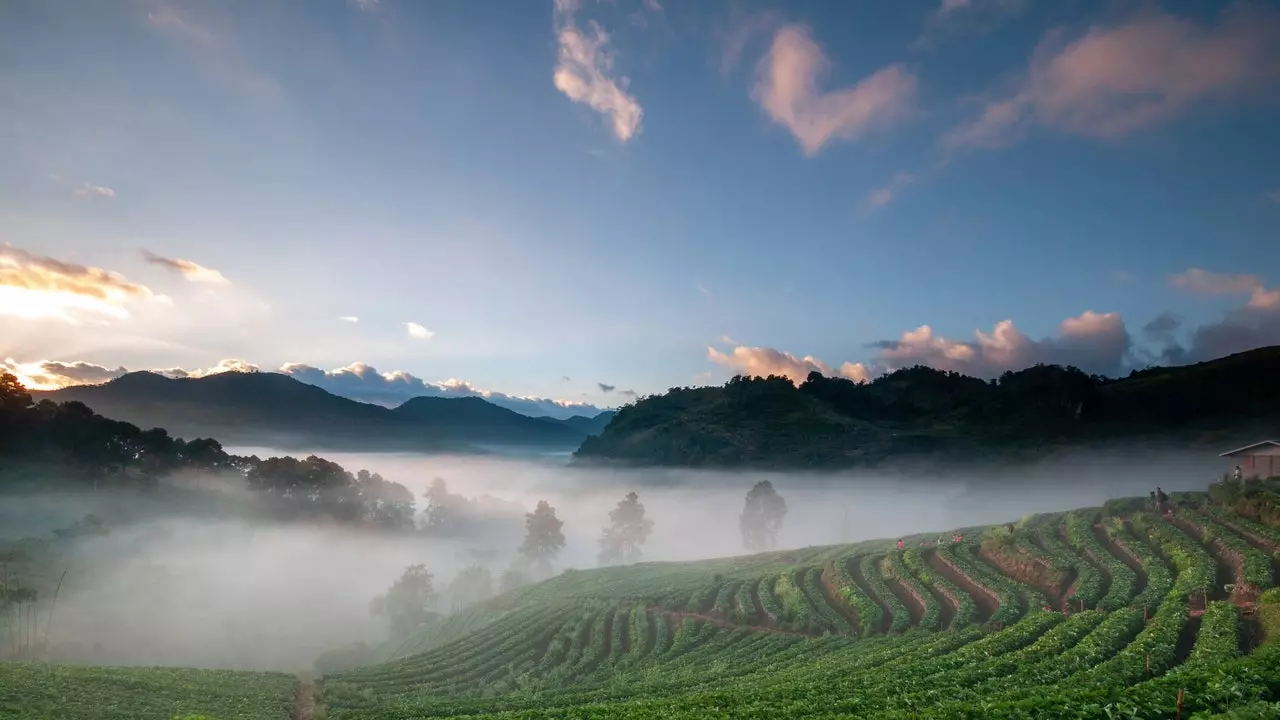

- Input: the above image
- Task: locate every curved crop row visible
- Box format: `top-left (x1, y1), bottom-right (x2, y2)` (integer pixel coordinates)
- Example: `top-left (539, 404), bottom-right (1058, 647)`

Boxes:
top-left (772, 570), bottom-right (815, 631)
top-left (884, 550), bottom-right (941, 631)
top-left (831, 554), bottom-right (881, 636)
top-left (711, 579), bottom-right (743, 618)
top-left (1036, 524), bottom-right (1103, 607)
top-left (1102, 517), bottom-right (1174, 611)
top-left (1190, 511), bottom-right (1275, 590)
top-left (1202, 504), bottom-right (1280, 548)
top-left (799, 566), bottom-right (853, 634)
top-left (1065, 512), bottom-right (1138, 610)
top-left (1189, 601), bottom-right (1241, 666)
top-left (1134, 513), bottom-right (1216, 601)
top-left (755, 575), bottom-right (783, 624)
top-left (903, 547), bottom-right (976, 629)
top-left (859, 554), bottom-right (910, 632)
top-left (936, 542), bottom-right (1023, 625)
top-left (732, 577), bottom-right (758, 624)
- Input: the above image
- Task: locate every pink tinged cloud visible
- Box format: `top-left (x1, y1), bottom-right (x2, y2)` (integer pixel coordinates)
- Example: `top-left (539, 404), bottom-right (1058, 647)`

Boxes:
top-left (753, 25), bottom-right (917, 156)
top-left (553, 3), bottom-right (644, 142)
top-left (866, 171), bottom-right (914, 208)
top-left (706, 345), bottom-right (869, 386)
top-left (142, 250), bottom-right (229, 284)
top-left (945, 5), bottom-right (1280, 149)
top-left (73, 183), bottom-right (115, 198)
top-left (0, 244), bottom-right (160, 323)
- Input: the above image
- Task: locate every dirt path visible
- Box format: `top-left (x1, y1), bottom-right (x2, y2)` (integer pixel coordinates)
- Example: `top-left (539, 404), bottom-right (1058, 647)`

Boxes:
top-left (848, 556), bottom-right (893, 634)
top-left (978, 545), bottom-right (1066, 608)
top-left (925, 548), bottom-right (998, 623)
top-left (885, 576), bottom-right (925, 627)
top-left (647, 607), bottom-right (810, 638)
top-left (820, 562), bottom-right (861, 634)
top-left (292, 678), bottom-right (315, 720)
top-left (1200, 512), bottom-right (1280, 584)
top-left (927, 578), bottom-right (959, 630)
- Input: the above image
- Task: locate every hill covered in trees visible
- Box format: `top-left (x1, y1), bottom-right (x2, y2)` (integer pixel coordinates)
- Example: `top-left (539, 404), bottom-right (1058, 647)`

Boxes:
top-left (575, 347), bottom-right (1280, 469)
top-left (36, 370), bottom-right (614, 452)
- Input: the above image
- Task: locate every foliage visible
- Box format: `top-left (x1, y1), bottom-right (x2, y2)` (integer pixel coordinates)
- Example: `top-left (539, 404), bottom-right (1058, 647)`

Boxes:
top-left (448, 566), bottom-right (494, 611)
top-left (597, 492), bottom-right (654, 566)
top-left (369, 564), bottom-right (440, 638)
top-left (574, 347), bottom-right (1280, 468)
top-left (519, 501), bottom-right (566, 579)
top-left (740, 481), bottom-right (787, 551)
top-left (0, 662), bottom-right (294, 719)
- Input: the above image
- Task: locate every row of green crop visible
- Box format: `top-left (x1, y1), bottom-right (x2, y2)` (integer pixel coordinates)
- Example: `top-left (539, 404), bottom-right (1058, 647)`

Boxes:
top-left (858, 554), bottom-right (910, 632)
top-left (1189, 511), bottom-right (1275, 589)
top-left (934, 542), bottom-right (1021, 625)
top-left (1065, 512), bottom-right (1138, 610)
top-left (829, 554), bottom-right (881, 636)
top-left (902, 547), bottom-right (976, 629)
top-left (799, 566), bottom-right (854, 634)
top-left (1201, 504), bottom-right (1280, 548)
top-left (1189, 601), bottom-right (1241, 666)
top-left (1035, 523), bottom-right (1104, 607)
top-left (772, 570), bottom-right (816, 631)
top-left (1101, 517), bottom-right (1175, 611)
top-left (883, 551), bottom-right (941, 631)
top-left (1133, 513), bottom-right (1217, 601)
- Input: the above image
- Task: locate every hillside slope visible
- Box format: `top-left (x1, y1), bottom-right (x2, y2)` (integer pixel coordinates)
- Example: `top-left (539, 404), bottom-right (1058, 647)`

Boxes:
top-left (316, 483), bottom-right (1280, 719)
top-left (37, 371), bottom-right (599, 451)
top-left (576, 347), bottom-right (1280, 469)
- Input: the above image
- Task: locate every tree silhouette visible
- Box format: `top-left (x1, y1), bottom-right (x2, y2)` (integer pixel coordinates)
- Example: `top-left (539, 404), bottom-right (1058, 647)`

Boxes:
top-left (369, 564), bottom-right (438, 637)
top-left (598, 491), bottom-right (654, 566)
top-left (519, 500), bottom-right (565, 579)
top-left (740, 480), bottom-right (787, 551)
top-left (448, 565), bottom-right (494, 610)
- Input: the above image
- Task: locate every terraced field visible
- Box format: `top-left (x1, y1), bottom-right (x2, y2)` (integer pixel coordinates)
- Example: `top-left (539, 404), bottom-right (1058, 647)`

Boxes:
top-left (7, 489), bottom-right (1280, 719)
top-left (319, 493), bottom-right (1280, 720)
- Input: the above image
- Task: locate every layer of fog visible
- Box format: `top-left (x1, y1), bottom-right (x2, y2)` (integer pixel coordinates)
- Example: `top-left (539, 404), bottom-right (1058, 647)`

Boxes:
top-left (1, 446), bottom-right (1225, 671)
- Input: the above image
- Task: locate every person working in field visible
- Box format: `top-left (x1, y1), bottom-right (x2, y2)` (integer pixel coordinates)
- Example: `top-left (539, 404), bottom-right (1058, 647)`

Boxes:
top-left (896, 539), bottom-right (904, 550)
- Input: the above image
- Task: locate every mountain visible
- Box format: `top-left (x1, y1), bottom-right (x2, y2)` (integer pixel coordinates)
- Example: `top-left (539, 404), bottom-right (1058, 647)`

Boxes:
top-left (574, 347), bottom-right (1280, 469)
top-left (36, 371), bottom-right (596, 452)
top-left (391, 396), bottom-right (585, 444)
top-left (546, 410), bottom-right (615, 437)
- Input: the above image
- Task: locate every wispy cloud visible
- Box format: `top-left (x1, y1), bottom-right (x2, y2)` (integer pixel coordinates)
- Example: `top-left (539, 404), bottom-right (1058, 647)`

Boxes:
top-left (73, 183), bottom-right (116, 198)
top-left (865, 171), bottom-right (914, 209)
top-left (553, 0), bottom-right (644, 142)
top-left (1, 358), bottom-right (129, 391)
top-left (0, 244), bottom-right (160, 323)
top-left (339, 316), bottom-right (359, 323)
top-left (404, 321), bottom-right (434, 340)
top-left (1269, 189), bottom-right (1280, 205)
top-left (944, 5), bottom-right (1280, 151)
top-left (349, 0), bottom-right (380, 11)
top-left (619, 389), bottom-right (637, 398)
top-left (714, 8), bottom-right (783, 78)
top-left (753, 25), bottom-right (917, 156)
top-left (696, 281), bottom-right (711, 299)
top-left (146, 2), bottom-right (281, 102)
top-left (142, 250), bottom-right (229, 284)
top-left (597, 382), bottom-right (616, 393)
top-left (1153, 269), bottom-right (1280, 364)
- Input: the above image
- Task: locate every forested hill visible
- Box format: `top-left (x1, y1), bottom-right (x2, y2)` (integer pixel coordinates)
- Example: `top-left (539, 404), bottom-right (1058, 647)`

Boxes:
top-left (574, 347), bottom-right (1280, 469)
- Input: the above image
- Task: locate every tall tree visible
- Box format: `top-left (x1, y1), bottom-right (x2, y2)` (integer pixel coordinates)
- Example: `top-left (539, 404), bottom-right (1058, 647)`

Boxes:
top-left (369, 564), bottom-right (439, 637)
top-left (740, 480), bottom-right (787, 551)
top-left (519, 500), bottom-right (565, 579)
top-left (598, 491), bottom-right (654, 566)
top-left (448, 565), bottom-right (494, 610)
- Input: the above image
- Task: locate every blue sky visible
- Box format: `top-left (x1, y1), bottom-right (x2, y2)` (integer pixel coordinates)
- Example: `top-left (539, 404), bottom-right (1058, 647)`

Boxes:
top-left (2, 0), bottom-right (1279, 416)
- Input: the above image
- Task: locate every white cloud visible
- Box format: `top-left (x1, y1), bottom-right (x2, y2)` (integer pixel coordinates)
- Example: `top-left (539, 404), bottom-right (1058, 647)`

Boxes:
top-left (2, 358), bottom-right (130, 391)
top-left (142, 250), bottom-right (229, 284)
top-left (944, 5), bottom-right (1280, 151)
top-left (279, 361), bottom-right (605, 419)
top-left (160, 358), bottom-right (261, 378)
top-left (1169, 268), bottom-right (1279, 310)
top-left (349, 0), bottom-right (380, 11)
top-left (339, 316), bottom-right (359, 323)
top-left (0, 244), bottom-right (159, 323)
top-left (865, 171), bottom-right (914, 208)
top-left (553, 1), bottom-right (644, 142)
top-left (707, 345), bottom-right (869, 386)
top-left (752, 25), bottom-right (917, 156)
top-left (404, 322), bottom-right (434, 340)
top-left (73, 183), bottom-right (115, 198)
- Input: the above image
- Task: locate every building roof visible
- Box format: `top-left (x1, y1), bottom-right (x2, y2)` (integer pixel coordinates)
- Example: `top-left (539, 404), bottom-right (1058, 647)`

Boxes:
top-left (1220, 440), bottom-right (1280, 457)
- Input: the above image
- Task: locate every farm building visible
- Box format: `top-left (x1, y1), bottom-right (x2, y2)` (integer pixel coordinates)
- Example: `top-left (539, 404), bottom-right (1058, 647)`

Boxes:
top-left (1221, 440), bottom-right (1280, 479)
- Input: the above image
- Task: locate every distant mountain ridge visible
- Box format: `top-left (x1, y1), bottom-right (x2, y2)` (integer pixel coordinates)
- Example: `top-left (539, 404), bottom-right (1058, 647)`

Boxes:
top-left (37, 371), bottom-right (615, 453)
top-left (574, 347), bottom-right (1280, 469)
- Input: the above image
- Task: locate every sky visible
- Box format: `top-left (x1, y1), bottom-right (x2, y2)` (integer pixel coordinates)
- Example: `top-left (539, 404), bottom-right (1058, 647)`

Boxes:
top-left (2, 0), bottom-right (1279, 417)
